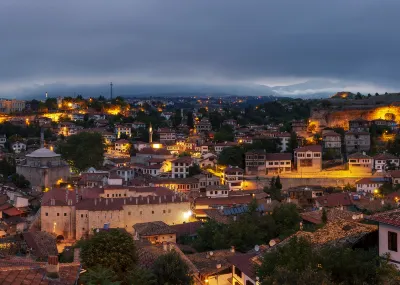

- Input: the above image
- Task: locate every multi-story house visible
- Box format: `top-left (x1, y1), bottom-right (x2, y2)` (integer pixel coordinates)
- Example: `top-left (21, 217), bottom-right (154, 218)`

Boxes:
top-left (345, 131), bottom-right (370, 153)
top-left (348, 152), bottom-right (373, 174)
top-left (265, 153), bottom-right (292, 174)
top-left (222, 119), bottom-right (238, 129)
top-left (214, 141), bottom-right (237, 154)
top-left (0, 99), bottom-right (25, 113)
top-left (11, 141), bottom-right (26, 154)
top-left (371, 119), bottom-right (397, 130)
top-left (171, 157), bottom-right (194, 178)
top-left (373, 153), bottom-right (400, 172)
top-left (291, 120), bottom-right (308, 135)
top-left (69, 113), bottom-right (84, 121)
top-left (349, 118), bottom-right (370, 132)
top-left (115, 139), bottom-right (131, 153)
top-left (389, 170), bottom-right (400, 185)
top-left (195, 118), bottom-right (212, 133)
top-left (222, 167), bottom-right (244, 191)
top-left (294, 145), bottom-right (322, 173)
top-left (115, 124), bottom-right (132, 138)
top-left (193, 172), bottom-right (220, 191)
top-left (368, 210), bottom-right (400, 269)
top-left (41, 187), bottom-right (190, 240)
top-left (322, 130), bottom-right (341, 151)
top-left (355, 177), bottom-right (386, 193)
top-left (205, 185), bottom-right (230, 198)
top-left (0, 134), bottom-right (6, 148)
top-left (58, 122), bottom-right (81, 137)
top-left (158, 128), bottom-right (176, 144)
top-left (245, 149), bottom-right (266, 175)
top-left (131, 121), bottom-right (146, 129)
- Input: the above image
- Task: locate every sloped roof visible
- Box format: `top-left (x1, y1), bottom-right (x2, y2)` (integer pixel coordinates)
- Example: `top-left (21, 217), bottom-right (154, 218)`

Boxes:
top-left (133, 221), bottom-right (176, 236)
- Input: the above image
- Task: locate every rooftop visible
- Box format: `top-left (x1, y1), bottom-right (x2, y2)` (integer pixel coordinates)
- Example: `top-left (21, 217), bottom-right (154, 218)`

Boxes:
top-left (295, 145), bottom-right (322, 153)
top-left (368, 209), bottom-right (400, 227)
top-left (26, 148), bottom-right (60, 158)
top-left (315, 193), bottom-right (353, 208)
top-left (133, 221), bottom-right (176, 236)
top-left (265, 153), bottom-right (292, 161)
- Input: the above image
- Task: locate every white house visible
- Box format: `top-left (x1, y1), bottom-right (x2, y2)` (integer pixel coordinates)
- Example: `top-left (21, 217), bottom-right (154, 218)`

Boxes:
top-left (171, 157), bottom-right (194, 178)
top-left (115, 124), bottom-right (132, 138)
top-left (277, 132), bottom-right (291, 152)
top-left (11, 141), bottom-right (26, 153)
top-left (222, 167), bottom-right (244, 191)
top-left (214, 142), bottom-right (237, 154)
top-left (373, 153), bottom-right (400, 172)
top-left (205, 185), bottom-right (230, 198)
top-left (368, 210), bottom-right (400, 269)
top-left (265, 153), bottom-right (292, 174)
top-left (355, 177), bottom-right (386, 193)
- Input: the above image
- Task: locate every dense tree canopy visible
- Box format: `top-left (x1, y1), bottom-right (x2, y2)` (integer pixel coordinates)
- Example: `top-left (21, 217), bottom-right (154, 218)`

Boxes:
top-left (194, 203), bottom-right (300, 252)
top-left (257, 237), bottom-right (400, 285)
top-left (152, 250), bottom-right (192, 285)
top-left (80, 229), bottom-right (138, 280)
top-left (217, 146), bottom-right (245, 168)
top-left (57, 132), bottom-right (105, 172)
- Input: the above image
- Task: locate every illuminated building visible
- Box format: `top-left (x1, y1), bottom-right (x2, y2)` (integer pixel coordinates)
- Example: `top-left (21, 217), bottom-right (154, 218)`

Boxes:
top-left (115, 124), bottom-right (132, 138)
top-left (16, 148), bottom-right (70, 189)
top-left (294, 145), bottom-right (322, 173)
top-left (245, 149), bottom-right (266, 175)
top-left (348, 152), bottom-right (373, 175)
top-left (0, 99), bottom-right (25, 114)
top-left (345, 131), bottom-right (370, 153)
top-left (355, 177), bottom-right (386, 193)
top-left (171, 157), bottom-right (194, 178)
top-left (221, 167), bottom-right (243, 191)
top-left (373, 153), bottom-right (400, 172)
top-left (158, 128), bottom-right (176, 143)
top-left (265, 153), bottom-right (292, 174)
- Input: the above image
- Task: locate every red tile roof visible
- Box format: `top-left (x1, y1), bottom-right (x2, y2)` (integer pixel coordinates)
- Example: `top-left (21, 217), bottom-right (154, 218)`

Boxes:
top-left (368, 209), bottom-right (400, 227)
top-left (265, 153), bottom-right (292, 161)
top-left (295, 145), bottom-right (322, 153)
top-left (315, 193), bottom-right (353, 207)
top-left (348, 152), bottom-right (372, 159)
top-left (373, 153), bottom-right (399, 160)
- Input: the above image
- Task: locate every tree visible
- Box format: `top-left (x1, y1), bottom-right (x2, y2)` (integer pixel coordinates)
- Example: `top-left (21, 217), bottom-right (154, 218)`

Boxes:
top-left (272, 204), bottom-right (301, 238)
top-left (0, 159), bottom-right (16, 180)
top-left (275, 176), bottom-right (282, 190)
top-left (152, 250), bottom-right (193, 285)
top-left (217, 146), bottom-right (245, 168)
top-left (128, 268), bottom-right (157, 285)
top-left (257, 237), bottom-right (400, 285)
top-left (172, 110), bottom-right (182, 127)
top-left (186, 111), bottom-right (194, 129)
top-left (288, 132), bottom-right (298, 152)
top-left (188, 164), bottom-right (202, 176)
top-left (11, 174), bottom-right (30, 188)
top-left (321, 208), bottom-right (328, 224)
top-left (375, 92), bottom-right (379, 96)
top-left (58, 132), bottom-right (105, 173)
top-left (80, 229), bottom-right (137, 279)
top-left (80, 265), bottom-right (121, 285)
top-left (214, 125), bottom-right (234, 142)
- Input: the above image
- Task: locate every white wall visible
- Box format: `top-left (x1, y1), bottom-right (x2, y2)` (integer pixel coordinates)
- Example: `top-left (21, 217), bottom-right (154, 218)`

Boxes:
top-left (379, 223), bottom-right (400, 269)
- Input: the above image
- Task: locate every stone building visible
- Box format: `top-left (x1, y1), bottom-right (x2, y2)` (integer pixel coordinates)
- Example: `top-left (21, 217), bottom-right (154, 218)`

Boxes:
top-left (345, 131), bottom-right (371, 153)
top-left (16, 148), bottom-right (70, 189)
top-left (294, 145), bottom-right (322, 173)
top-left (41, 186), bottom-right (190, 240)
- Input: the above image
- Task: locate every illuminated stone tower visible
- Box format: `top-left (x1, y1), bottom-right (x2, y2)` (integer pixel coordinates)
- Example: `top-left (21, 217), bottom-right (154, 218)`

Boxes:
top-left (149, 123), bottom-right (153, 143)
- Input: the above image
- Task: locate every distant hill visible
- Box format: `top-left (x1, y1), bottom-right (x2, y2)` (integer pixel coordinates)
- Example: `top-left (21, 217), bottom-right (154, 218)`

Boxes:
top-left (330, 91), bottom-right (356, 99)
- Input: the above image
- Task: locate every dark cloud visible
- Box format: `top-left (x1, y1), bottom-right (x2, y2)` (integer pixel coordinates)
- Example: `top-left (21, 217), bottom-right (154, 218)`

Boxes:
top-left (1, 0), bottom-right (400, 96)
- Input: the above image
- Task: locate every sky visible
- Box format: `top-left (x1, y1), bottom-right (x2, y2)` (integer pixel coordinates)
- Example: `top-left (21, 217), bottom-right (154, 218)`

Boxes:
top-left (1, 0), bottom-right (400, 98)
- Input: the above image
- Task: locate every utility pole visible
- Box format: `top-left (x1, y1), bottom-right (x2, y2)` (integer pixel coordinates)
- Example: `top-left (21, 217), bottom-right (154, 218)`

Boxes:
top-left (110, 82), bottom-right (113, 100)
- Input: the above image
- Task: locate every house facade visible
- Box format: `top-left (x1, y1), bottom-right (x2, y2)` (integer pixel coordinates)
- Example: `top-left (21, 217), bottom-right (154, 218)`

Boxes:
top-left (222, 167), bottom-right (244, 191)
top-left (265, 153), bottom-right (292, 174)
top-left (294, 145), bottom-right (322, 173)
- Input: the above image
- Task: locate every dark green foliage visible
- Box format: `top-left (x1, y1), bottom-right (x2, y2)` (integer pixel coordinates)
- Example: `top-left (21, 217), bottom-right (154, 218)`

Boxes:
top-left (80, 229), bottom-right (137, 278)
top-left (214, 125), bottom-right (234, 142)
top-left (186, 111), bottom-right (194, 129)
top-left (288, 132), bottom-right (298, 152)
top-left (57, 132), bottom-right (105, 172)
top-left (387, 135), bottom-right (400, 156)
top-left (80, 265), bottom-right (121, 285)
top-left (217, 146), bottom-right (245, 168)
top-left (275, 176), bottom-right (282, 190)
top-left (128, 267), bottom-right (157, 285)
top-left (11, 173), bottom-right (30, 188)
top-left (188, 164), bottom-right (202, 176)
top-left (257, 237), bottom-right (400, 285)
top-left (321, 208), bottom-right (328, 224)
top-left (263, 176), bottom-right (283, 201)
top-left (172, 109), bottom-right (182, 127)
top-left (152, 250), bottom-right (193, 285)
top-left (0, 159), bottom-right (16, 179)
top-left (194, 204), bottom-right (299, 252)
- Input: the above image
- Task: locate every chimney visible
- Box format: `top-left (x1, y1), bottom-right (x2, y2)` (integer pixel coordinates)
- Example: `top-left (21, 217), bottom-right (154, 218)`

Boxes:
top-left (46, 256), bottom-right (59, 278)
top-left (230, 246), bottom-right (235, 253)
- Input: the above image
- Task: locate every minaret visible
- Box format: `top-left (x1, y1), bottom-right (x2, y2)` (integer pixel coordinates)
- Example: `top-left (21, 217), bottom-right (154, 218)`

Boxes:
top-left (149, 123), bottom-right (153, 143)
top-left (110, 82), bottom-right (113, 100)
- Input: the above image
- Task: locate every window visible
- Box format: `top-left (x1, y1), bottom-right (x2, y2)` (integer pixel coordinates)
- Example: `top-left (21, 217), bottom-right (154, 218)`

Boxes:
top-left (64, 213), bottom-right (67, 216)
top-left (163, 210), bottom-right (166, 213)
top-left (45, 213), bottom-right (48, 216)
top-left (128, 212), bottom-right (131, 216)
top-left (388, 231), bottom-right (398, 252)
top-left (57, 213), bottom-right (60, 216)
top-left (152, 211), bottom-right (154, 214)
top-left (140, 211), bottom-right (143, 215)
top-left (82, 228), bottom-right (85, 231)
